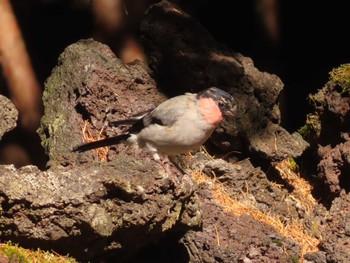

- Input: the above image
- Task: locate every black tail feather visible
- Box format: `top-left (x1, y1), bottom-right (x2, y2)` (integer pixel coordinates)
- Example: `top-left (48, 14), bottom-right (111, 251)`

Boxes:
top-left (72, 134), bottom-right (130, 152)
top-left (110, 118), bottom-right (140, 126)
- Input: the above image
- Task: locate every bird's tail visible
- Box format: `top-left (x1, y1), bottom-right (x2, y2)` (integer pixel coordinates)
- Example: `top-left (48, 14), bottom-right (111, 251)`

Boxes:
top-left (72, 134), bottom-right (130, 152)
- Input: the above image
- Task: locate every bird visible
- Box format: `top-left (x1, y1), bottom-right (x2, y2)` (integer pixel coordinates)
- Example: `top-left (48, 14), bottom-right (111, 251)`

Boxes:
top-left (72, 87), bottom-right (237, 161)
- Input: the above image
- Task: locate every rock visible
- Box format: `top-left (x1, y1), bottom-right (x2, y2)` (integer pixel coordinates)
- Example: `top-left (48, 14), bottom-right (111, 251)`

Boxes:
top-left (140, 0), bottom-right (309, 161)
top-left (0, 161), bottom-right (199, 261)
top-left (181, 187), bottom-right (300, 263)
top-left (0, 95), bottom-right (18, 140)
top-left (301, 64), bottom-right (350, 195)
top-left (37, 38), bottom-right (164, 167)
top-left (1, 39), bottom-right (200, 262)
top-left (303, 251), bottom-right (327, 263)
top-left (317, 140), bottom-right (350, 194)
top-left (320, 192), bottom-right (350, 263)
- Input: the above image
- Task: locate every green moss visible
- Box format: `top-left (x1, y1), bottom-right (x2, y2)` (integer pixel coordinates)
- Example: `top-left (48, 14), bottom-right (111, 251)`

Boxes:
top-left (290, 255), bottom-right (299, 263)
top-left (329, 63), bottom-right (350, 94)
top-left (0, 241), bottom-right (77, 263)
top-left (1, 242), bottom-right (28, 263)
top-left (287, 157), bottom-right (299, 171)
top-left (300, 63), bottom-right (350, 143)
top-left (298, 114), bottom-right (320, 142)
top-left (271, 237), bottom-right (283, 247)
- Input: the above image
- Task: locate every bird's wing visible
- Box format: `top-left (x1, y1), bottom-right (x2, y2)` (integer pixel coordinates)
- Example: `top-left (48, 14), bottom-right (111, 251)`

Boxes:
top-left (125, 93), bottom-right (197, 134)
top-left (109, 108), bottom-right (154, 126)
top-left (129, 93), bottom-right (197, 133)
top-left (150, 93), bottom-right (197, 125)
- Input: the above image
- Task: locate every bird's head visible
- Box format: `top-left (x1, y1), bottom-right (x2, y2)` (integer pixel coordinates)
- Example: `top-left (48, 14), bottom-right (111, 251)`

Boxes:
top-left (197, 87), bottom-right (237, 121)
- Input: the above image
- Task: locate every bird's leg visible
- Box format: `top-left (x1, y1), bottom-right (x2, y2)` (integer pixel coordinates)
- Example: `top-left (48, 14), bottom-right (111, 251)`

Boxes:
top-left (151, 152), bottom-right (194, 190)
top-left (168, 155), bottom-right (195, 190)
top-left (151, 153), bottom-right (170, 178)
top-left (167, 155), bottom-right (186, 174)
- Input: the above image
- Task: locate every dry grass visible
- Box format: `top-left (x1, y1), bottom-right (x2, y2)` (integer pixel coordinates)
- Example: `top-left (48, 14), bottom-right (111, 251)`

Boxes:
top-left (81, 120), bottom-right (109, 160)
top-left (272, 158), bottom-right (317, 213)
top-left (191, 157), bottom-right (320, 262)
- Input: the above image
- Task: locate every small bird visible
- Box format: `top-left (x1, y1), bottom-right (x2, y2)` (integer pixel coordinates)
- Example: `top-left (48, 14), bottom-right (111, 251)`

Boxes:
top-left (72, 87), bottom-right (237, 160)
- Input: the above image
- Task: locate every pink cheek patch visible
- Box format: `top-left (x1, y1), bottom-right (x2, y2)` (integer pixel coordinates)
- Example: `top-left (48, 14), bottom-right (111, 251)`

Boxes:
top-left (198, 98), bottom-right (223, 126)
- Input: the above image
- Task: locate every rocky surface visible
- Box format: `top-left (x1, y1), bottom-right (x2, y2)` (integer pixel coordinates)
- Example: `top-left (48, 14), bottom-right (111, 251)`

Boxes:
top-left (182, 186), bottom-right (300, 263)
top-left (0, 1), bottom-right (350, 262)
top-left (320, 193), bottom-right (350, 262)
top-left (37, 39), bottom-right (165, 167)
top-left (0, 160), bottom-right (198, 262)
top-left (0, 95), bottom-right (18, 140)
top-left (308, 73), bottom-right (350, 196)
top-left (300, 64), bottom-right (350, 262)
top-left (0, 38), bottom-right (305, 262)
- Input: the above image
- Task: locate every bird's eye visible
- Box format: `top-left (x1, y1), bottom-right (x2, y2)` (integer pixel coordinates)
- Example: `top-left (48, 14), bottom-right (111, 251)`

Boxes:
top-left (218, 101), bottom-right (225, 108)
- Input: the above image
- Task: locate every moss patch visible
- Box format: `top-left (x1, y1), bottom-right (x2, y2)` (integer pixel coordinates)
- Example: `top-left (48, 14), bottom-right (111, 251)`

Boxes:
top-left (329, 63), bottom-right (350, 94)
top-left (0, 241), bottom-right (77, 263)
